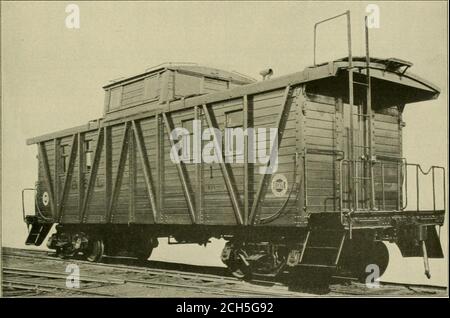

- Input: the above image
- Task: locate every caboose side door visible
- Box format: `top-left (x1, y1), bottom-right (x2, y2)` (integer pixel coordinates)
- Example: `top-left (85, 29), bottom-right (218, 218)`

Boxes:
top-left (341, 100), bottom-right (372, 211)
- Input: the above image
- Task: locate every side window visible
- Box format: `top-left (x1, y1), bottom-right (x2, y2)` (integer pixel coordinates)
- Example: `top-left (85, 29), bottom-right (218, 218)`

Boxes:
top-left (226, 110), bottom-right (243, 129)
top-left (60, 144), bottom-right (70, 174)
top-left (85, 140), bottom-right (94, 172)
top-left (143, 74), bottom-right (160, 100)
top-left (180, 119), bottom-right (194, 160)
top-left (203, 77), bottom-right (229, 93)
top-left (109, 87), bottom-right (122, 111)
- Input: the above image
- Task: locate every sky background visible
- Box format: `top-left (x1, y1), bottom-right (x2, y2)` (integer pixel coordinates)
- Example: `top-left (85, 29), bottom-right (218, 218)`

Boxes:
top-left (1, 1), bottom-right (448, 287)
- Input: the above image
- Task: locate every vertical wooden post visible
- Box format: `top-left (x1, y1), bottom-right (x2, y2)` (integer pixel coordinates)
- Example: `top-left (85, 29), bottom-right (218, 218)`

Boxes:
top-left (104, 126), bottom-right (112, 223)
top-left (108, 122), bottom-right (130, 223)
top-left (243, 95), bottom-right (249, 225)
top-left (57, 134), bottom-right (78, 222)
top-left (194, 106), bottom-right (203, 223)
top-left (129, 127), bottom-right (136, 223)
top-left (54, 139), bottom-right (59, 215)
top-left (295, 87), bottom-right (306, 223)
top-left (38, 142), bottom-right (55, 220)
top-left (335, 97), bottom-right (344, 212)
top-left (78, 133), bottom-right (84, 221)
top-left (132, 120), bottom-right (158, 222)
top-left (248, 86), bottom-right (291, 225)
top-left (80, 129), bottom-right (104, 223)
top-left (202, 104), bottom-right (243, 225)
top-left (162, 112), bottom-right (196, 224)
top-left (156, 113), bottom-right (164, 221)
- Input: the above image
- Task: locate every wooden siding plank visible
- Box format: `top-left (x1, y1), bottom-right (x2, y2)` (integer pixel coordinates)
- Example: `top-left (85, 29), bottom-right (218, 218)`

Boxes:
top-left (249, 85), bottom-right (291, 225)
top-left (129, 128), bottom-right (136, 222)
top-left (108, 123), bottom-right (130, 222)
top-left (38, 142), bottom-right (56, 219)
top-left (80, 129), bottom-right (104, 222)
top-left (77, 133), bottom-right (84, 220)
top-left (243, 94), bottom-right (249, 225)
top-left (57, 134), bottom-right (78, 222)
top-left (162, 112), bottom-right (196, 223)
top-left (53, 139), bottom-right (59, 214)
top-left (202, 104), bottom-right (244, 225)
top-left (194, 106), bottom-right (203, 223)
top-left (104, 126), bottom-right (112, 222)
top-left (132, 120), bottom-right (158, 222)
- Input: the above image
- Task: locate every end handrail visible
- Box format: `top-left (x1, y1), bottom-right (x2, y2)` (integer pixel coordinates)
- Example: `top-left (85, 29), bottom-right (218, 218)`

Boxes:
top-left (21, 188), bottom-right (36, 221)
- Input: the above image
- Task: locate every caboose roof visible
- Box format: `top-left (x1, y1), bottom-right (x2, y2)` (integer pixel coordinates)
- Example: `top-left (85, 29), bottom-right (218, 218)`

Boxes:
top-left (102, 63), bottom-right (256, 90)
top-left (27, 57), bottom-right (441, 145)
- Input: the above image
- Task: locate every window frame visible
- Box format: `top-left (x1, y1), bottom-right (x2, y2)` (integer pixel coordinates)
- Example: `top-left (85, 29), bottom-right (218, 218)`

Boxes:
top-left (84, 139), bottom-right (94, 173)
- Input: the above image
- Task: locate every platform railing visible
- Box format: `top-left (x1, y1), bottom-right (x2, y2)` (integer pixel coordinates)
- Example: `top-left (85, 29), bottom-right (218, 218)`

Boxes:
top-left (21, 187), bottom-right (52, 223)
top-left (338, 158), bottom-right (446, 220)
top-left (21, 188), bottom-right (36, 222)
top-left (402, 163), bottom-right (446, 212)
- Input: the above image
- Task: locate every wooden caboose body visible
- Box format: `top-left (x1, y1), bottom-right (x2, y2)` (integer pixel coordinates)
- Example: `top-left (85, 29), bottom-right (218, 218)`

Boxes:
top-left (24, 58), bottom-right (445, 280)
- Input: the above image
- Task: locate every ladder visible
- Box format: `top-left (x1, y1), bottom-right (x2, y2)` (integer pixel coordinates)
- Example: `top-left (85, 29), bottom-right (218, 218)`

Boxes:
top-left (343, 15), bottom-right (376, 213)
top-left (314, 12), bottom-right (376, 215)
top-left (25, 221), bottom-right (52, 246)
top-left (297, 229), bottom-right (346, 271)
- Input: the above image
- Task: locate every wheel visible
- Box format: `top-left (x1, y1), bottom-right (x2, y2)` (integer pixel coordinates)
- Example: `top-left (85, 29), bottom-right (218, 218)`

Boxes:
top-left (85, 238), bottom-right (104, 262)
top-left (227, 249), bottom-right (252, 280)
top-left (134, 237), bottom-right (158, 261)
top-left (340, 240), bottom-right (389, 282)
top-left (366, 241), bottom-right (389, 277)
top-left (135, 247), bottom-right (154, 261)
top-left (56, 247), bottom-right (72, 259)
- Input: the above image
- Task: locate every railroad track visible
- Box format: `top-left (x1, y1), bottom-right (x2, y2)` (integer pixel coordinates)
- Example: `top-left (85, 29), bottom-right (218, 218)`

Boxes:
top-left (2, 248), bottom-right (447, 297)
top-left (3, 268), bottom-right (116, 297)
top-left (2, 248), bottom-right (299, 297)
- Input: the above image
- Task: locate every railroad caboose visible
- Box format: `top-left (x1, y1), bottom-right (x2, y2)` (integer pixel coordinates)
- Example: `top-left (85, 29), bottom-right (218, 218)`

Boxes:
top-left (23, 13), bottom-right (445, 283)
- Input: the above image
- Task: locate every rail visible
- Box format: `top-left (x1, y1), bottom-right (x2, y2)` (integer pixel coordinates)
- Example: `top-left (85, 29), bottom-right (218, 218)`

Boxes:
top-left (313, 11), bottom-right (352, 67)
top-left (403, 163), bottom-right (446, 212)
top-left (21, 187), bottom-right (52, 222)
top-left (4, 247), bottom-right (447, 296)
top-left (337, 158), bottom-right (446, 219)
top-left (21, 188), bottom-right (36, 221)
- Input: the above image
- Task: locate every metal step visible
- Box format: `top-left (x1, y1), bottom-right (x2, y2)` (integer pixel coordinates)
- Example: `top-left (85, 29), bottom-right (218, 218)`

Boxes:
top-left (298, 230), bottom-right (346, 270)
top-left (306, 246), bottom-right (339, 250)
top-left (296, 264), bottom-right (336, 269)
top-left (25, 223), bottom-right (52, 246)
top-left (353, 81), bottom-right (369, 87)
top-left (25, 226), bottom-right (41, 245)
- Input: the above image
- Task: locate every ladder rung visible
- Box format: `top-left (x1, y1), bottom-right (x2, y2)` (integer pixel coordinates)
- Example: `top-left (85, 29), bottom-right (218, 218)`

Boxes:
top-left (353, 81), bottom-right (369, 86)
